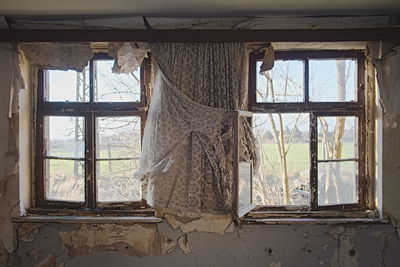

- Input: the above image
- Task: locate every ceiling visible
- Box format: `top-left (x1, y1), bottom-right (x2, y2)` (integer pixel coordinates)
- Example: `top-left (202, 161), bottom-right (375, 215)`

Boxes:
top-left (1, 0), bottom-right (400, 17)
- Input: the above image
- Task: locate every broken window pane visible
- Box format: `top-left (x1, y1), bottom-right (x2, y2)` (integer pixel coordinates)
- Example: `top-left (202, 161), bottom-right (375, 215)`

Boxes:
top-left (96, 116), bottom-right (141, 159)
top-left (256, 60), bottom-right (304, 103)
top-left (96, 159), bottom-right (141, 202)
top-left (317, 116), bottom-right (358, 160)
top-left (318, 161), bottom-right (358, 205)
top-left (309, 59), bottom-right (357, 102)
top-left (45, 68), bottom-right (89, 102)
top-left (94, 60), bottom-right (141, 102)
top-left (252, 113), bottom-right (310, 206)
top-left (45, 116), bottom-right (85, 158)
top-left (45, 159), bottom-right (85, 202)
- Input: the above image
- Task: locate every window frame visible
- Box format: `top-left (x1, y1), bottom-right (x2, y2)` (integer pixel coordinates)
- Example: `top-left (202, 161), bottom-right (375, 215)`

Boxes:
top-left (248, 50), bottom-right (369, 212)
top-left (34, 53), bottom-right (152, 211)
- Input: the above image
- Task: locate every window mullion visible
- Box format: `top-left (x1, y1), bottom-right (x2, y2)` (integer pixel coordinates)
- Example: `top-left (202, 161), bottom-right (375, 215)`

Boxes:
top-left (310, 112), bottom-right (318, 210)
top-left (89, 59), bottom-right (95, 103)
top-left (85, 113), bottom-right (95, 208)
top-left (35, 110), bottom-right (45, 206)
top-left (86, 59), bottom-right (97, 209)
top-left (304, 59), bottom-right (309, 102)
top-left (358, 110), bottom-right (367, 209)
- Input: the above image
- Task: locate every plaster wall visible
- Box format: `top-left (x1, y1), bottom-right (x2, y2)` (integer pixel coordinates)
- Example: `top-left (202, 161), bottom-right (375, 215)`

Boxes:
top-left (11, 222), bottom-right (400, 267)
top-left (0, 40), bottom-right (399, 266)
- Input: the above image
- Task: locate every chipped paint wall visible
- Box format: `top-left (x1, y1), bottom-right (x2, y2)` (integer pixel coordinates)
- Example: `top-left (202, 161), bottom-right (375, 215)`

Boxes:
top-left (374, 45), bottom-right (400, 228)
top-left (0, 30), bottom-right (400, 266)
top-left (10, 222), bottom-right (400, 267)
top-left (0, 43), bottom-right (23, 266)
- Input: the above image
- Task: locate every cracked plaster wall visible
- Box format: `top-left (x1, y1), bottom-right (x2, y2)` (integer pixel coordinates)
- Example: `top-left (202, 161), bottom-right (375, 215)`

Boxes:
top-left (0, 29), bottom-right (400, 266)
top-left (0, 43), bottom-right (23, 266)
top-left (10, 223), bottom-right (400, 267)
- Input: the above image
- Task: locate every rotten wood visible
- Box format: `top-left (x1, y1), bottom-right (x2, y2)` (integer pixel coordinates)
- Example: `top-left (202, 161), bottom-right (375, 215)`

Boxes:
top-left (310, 113), bottom-right (318, 210)
top-left (365, 57), bottom-right (377, 210)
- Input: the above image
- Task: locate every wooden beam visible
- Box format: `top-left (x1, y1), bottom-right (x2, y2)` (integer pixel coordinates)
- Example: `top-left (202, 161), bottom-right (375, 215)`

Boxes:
top-left (1, 28), bottom-right (400, 42)
top-left (0, 17), bottom-right (9, 29)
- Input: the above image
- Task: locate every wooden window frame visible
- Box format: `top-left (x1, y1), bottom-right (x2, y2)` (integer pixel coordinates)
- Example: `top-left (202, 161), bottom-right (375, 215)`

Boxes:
top-left (248, 50), bottom-right (369, 212)
top-left (34, 53), bottom-right (152, 211)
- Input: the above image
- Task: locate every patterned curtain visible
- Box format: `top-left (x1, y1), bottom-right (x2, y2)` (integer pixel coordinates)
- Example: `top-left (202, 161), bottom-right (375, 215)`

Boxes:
top-left (137, 43), bottom-right (255, 218)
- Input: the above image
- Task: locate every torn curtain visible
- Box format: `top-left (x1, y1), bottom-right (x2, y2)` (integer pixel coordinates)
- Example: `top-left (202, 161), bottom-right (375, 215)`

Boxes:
top-left (136, 43), bottom-right (255, 218)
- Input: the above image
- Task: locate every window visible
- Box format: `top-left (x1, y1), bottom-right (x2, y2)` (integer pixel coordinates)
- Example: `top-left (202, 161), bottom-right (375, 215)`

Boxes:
top-left (248, 50), bottom-right (368, 212)
top-left (35, 53), bottom-right (151, 210)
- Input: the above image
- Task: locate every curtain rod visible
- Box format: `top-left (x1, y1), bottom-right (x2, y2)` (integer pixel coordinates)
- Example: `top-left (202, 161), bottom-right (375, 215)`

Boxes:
top-left (1, 28), bottom-right (400, 42)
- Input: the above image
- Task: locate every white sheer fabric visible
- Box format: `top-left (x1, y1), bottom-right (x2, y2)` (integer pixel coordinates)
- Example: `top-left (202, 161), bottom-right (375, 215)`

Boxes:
top-left (136, 43), bottom-right (256, 219)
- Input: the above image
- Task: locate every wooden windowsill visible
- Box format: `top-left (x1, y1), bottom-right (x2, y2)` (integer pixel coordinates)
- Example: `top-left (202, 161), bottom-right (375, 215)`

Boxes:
top-left (26, 207), bottom-right (155, 216)
top-left (241, 217), bottom-right (388, 225)
top-left (241, 209), bottom-right (389, 225)
top-left (12, 215), bottom-right (162, 224)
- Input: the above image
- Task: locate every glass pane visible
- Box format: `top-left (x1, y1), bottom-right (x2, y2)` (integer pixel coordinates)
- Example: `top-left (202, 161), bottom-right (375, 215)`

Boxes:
top-left (45, 116), bottom-right (85, 158)
top-left (96, 116), bottom-right (141, 159)
top-left (94, 60), bottom-right (141, 102)
top-left (45, 159), bottom-right (85, 202)
top-left (46, 68), bottom-right (89, 102)
top-left (317, 116), bottom-right (358, 160)
top-left (252, 113), bottom-right (310, 206)
top-left (310, 59), bottom-right (357, 102)
top-left (256, 60), bottom-right (304, 103)
top-left (318, 161), bottom-right (358, 205)
top-left (97, 160), bottom-right (141, 202)
top-left (238, 161), bottom-right (252, 207)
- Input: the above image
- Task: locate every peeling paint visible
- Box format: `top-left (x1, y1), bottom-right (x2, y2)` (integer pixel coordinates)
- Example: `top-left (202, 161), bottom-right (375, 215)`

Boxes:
top-left (164, 213), bottom-right (232, 234)
top-left (19, 43), bottom-right (93, 71)
top-left (177, 234), bottom-right (192, 254)
top-left (160, 236), bottom-right (177, 254)
top-left (17, 223), bottom-right (42, 242)
top-left (0, 30), bottom-right (400, 267)
top-left (269, 262), bottom-right (282, 267)
top-left (0, 44), bottom-right (22, 257)
top-left (59, 224), bottom-right (158, 256)
top-left (26, 248), bottom-right (43, 262)
top-left (34, 253), bottom-right (56, 267)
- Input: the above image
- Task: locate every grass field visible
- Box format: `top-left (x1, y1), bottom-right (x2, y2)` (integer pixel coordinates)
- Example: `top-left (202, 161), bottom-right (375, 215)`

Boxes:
top-left (253, 142), bottom-right (358, 206)
top-left (45, 146), bottom-right (141, 202)
top-left (259, 142), bottom-right (357, 173)
top-left (46, 139), bottom-right (356, 203)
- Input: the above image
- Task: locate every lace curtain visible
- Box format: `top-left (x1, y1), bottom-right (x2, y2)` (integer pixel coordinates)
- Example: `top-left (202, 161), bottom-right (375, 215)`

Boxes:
top-left (137, 43), bottom-right (256, 218)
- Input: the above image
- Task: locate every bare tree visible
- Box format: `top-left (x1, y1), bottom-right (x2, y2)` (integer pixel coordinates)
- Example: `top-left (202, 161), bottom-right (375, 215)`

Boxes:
top-left (253, 63), bottom-right (305, 205)
top-left (252, 60), bottom-right (353, 206)
top-left (318, 60), bottom-right (350, 204)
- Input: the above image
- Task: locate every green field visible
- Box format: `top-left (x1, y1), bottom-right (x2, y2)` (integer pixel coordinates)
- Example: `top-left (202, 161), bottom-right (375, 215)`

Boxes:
top-left (259, 142), bottom-right (357, 174)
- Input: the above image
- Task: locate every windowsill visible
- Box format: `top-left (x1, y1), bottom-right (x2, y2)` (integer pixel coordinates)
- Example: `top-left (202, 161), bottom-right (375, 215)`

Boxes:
top-left (241, 217), bottom-right (389, 225)
top-left (12, 207), bottom-right (161, 224)
top-left (13, 215), bottom-right (388, 225)
top-left (12, 215), bottom-right (162, 224)
top-left (242, 209), bottom-right (389, 225)
top-left (25, 207), bottom-right (156, 216)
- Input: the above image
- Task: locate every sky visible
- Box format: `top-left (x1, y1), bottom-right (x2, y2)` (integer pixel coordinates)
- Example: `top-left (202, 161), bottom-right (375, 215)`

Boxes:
top-left (254, 58), bottom-right (358, 133)
top-left (45, 60), bottom-right (141, 141)
top-left (46, 58), bottom-right (357, 140)
top-left (256, 59), bottom-right (357, 103)
top-left (46, 60), bottom-right (141, 102)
